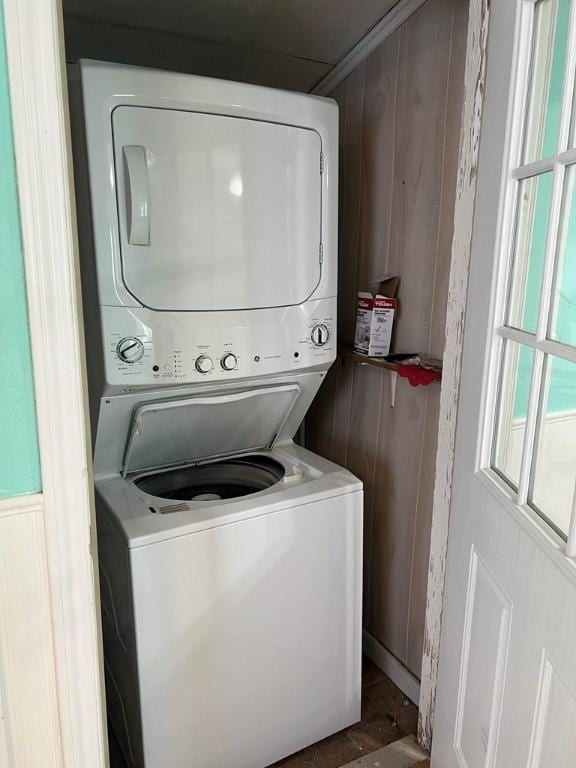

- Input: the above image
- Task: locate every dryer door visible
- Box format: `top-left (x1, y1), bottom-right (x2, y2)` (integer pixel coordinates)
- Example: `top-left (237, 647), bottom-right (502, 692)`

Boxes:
top-left (112, 107), bottom-right (322, 311)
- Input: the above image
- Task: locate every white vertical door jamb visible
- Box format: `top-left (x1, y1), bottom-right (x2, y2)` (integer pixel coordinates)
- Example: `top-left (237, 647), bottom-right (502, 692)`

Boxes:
top-left (418, 0), bottom-right (490, 751)
top-left (2, 0), bottom-right (107, 766)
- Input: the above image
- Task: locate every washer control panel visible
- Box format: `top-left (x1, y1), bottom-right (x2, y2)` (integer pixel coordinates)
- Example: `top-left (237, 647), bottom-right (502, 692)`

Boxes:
top-left (101, 299), bottom-right (336, 388)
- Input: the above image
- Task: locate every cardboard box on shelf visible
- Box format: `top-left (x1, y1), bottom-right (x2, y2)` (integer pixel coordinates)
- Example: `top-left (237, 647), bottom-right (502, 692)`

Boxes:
top-left (354, 276), bottom-right (399, 358)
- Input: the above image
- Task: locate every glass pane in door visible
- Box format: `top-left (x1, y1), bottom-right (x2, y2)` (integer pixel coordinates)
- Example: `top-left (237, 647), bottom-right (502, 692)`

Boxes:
top-left (532, 355), bottom-right (576, 536)
top-left (507, 173), bottom-right (554, 333)
top-left (549, 165), bottom-right (576, 345)
top-left (493, 342), bottom-right (535, 488)
top-left (523, 0), bottom-right (571, 163)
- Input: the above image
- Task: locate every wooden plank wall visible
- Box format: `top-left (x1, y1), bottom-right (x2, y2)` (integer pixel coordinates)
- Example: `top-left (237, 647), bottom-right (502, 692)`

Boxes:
top-left (306, 0), bottom-right (468, 677)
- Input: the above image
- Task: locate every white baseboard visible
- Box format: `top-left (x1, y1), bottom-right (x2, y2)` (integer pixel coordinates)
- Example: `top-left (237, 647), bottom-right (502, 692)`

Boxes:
top-left (363, 630), bottom-right (421, 706)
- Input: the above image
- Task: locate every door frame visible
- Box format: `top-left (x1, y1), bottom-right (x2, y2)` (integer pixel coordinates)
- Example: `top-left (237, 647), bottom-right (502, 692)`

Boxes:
top-left (2, 0), bottom-right (490, 760)
top-left (3, 0), bottom-right (107, 766)
top-left (417, 0), bottom-right (490, 750)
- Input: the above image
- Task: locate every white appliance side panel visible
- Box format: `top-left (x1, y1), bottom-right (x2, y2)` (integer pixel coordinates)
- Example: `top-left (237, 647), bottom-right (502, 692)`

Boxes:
top-left (96, 499), bottom-right (144, 768)
top-left (98, 298), bottom-right (335, 389)
top-left (130, 491), bottom-right (363, 768)
top-left (113, 107), bottom-right (323, 312)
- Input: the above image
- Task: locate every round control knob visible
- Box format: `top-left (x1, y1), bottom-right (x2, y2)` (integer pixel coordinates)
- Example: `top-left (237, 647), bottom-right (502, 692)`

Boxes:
top-left (195, 354), bottom-right (214, 374)
top-left (311, 323), bottom-right (330, 347)
top-left (116, 336), bottom-right (145, 363)
top-left (221, 353), bottom-right (238, 371)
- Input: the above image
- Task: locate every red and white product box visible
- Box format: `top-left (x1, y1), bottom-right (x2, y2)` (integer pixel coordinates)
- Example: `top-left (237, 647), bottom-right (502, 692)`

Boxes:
top-left (354, 292), bottom-right (397, 357)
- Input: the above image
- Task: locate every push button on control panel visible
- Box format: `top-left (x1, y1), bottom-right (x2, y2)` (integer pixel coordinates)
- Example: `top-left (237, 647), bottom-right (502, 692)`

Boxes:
top-left (311, 324), bottom-right (329, 347)
top-left (195, 354), bottom-right (214, 374)
top-left (221, 353), bottom-right (238, 371)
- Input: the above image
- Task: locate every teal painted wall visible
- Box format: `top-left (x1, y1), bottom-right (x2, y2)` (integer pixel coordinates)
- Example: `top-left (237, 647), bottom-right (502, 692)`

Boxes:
top-left (0, 5), bottom-right (41, 499)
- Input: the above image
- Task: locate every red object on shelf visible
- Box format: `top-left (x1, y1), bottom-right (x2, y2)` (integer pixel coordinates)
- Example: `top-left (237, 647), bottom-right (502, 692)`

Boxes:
top-left (396, 363), bottom-right (442, 387)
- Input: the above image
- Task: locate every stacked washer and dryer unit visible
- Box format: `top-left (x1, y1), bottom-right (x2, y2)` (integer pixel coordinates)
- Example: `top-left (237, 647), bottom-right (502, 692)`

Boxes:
top-left (71, 60), bottom-right (363, 768)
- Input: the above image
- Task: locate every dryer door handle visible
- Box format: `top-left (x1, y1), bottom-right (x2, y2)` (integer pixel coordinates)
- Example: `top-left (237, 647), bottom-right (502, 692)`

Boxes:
top-left (123, 145), bottom-right (150, 246)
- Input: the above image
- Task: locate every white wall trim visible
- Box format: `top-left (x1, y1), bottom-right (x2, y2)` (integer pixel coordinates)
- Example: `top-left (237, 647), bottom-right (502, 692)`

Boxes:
top-left (3, 1), bottom-right (107, 766)
top-left (0, 493), bottom-right (43, 518)
top-left (363, 630), bottom-right (421, 706)
top-left (311, 0), bottom-right (427, 96)
top-left (417, 0), bottom-right (490, 752)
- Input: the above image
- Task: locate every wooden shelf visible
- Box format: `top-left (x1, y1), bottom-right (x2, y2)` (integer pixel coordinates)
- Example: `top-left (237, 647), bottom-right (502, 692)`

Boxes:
top-left (338, 345), bottom-right (442, 407)
top-left (338, 344), bottom-right (401, 372)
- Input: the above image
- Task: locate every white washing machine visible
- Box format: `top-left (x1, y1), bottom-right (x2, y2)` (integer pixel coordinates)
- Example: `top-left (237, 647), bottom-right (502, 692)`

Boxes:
top-left (70, 60), bottom-right (363, 768)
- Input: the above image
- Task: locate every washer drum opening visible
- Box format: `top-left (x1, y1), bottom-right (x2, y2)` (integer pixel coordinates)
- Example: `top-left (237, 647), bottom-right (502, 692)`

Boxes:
top-left (134, 454), bottom-right (285, 501)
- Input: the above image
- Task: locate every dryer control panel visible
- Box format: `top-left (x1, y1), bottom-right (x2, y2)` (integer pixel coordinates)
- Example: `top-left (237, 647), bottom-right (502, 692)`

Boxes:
top-left (100, 298), bottom-right (336, 390)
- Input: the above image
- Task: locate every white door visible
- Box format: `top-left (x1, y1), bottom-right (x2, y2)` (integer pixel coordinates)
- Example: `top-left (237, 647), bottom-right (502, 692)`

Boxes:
top-left (112, 107), bottom-right (323, 311)
top-left (433, 0), bottom-right (576, 766)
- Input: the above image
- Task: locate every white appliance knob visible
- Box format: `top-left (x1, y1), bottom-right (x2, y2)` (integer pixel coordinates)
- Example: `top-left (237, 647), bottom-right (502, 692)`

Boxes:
top-left (221, 353), bottom-right (238, 371)
top-left (195, 354), bottom-right (214, 374)
top-left (116, 336), bottom-right (145, 363)
top-left (311, 324), bottom-right (329, 347)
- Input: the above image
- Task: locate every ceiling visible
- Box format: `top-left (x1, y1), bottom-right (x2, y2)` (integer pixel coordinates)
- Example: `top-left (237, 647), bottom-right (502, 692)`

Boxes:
top-left (63, 0), bottom-right (400, 92)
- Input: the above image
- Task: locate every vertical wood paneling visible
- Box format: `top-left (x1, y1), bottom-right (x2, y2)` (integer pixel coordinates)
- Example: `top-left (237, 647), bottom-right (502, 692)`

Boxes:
top-left (0, 498), bottom-right (63, 767)
top-left (349, 38), bottom-right (401, 620)
top-left (428, 0), bottom-right (469, 360)
top-left (306, 0), bottom-right (468, 677)
top-left (388, 0), bottom-right (453, 354)
top-left (357, 32), bottom-right (399, 288)
top-left (370, 0), bottom-right (456, 664)
top-left (0, 686), bottom-right (9, 767)
top-left (346, 364), bottom-right (385, 610)
top-left (406, 387), bottom-right (441, 671)
top-left (370, 383), bottom-right (428, 657)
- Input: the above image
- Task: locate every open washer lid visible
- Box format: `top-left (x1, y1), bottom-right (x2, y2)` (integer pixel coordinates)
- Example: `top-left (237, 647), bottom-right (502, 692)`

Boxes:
top-left (122, 385), bottom-right (300, 475)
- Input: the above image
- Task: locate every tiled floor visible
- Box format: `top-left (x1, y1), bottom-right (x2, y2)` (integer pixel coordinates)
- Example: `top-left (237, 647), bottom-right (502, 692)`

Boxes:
top-left (108, 658), bottom-right (419, 768)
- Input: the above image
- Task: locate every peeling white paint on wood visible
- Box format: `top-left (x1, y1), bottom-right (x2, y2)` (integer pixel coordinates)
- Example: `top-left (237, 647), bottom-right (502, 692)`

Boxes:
top-left (417, 0), bottom-right (490, 751)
